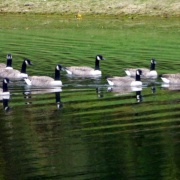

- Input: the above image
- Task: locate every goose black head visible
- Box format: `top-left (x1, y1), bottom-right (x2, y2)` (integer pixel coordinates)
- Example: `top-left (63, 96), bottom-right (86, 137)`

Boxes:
top-left (151, 58), bottom-right (156, 64)
top-left (56, 64), bottom-right (62, 71)
top-left (24, 59), bottom-right (33, 66)
top-left (136, 69), bottom-right (142, 76)
top-left (6, 54), bottom-right (12, 60)
top-left (3, 78), bottom-right (10, 84)
top-left (96, 55), bottom-right (105, 61)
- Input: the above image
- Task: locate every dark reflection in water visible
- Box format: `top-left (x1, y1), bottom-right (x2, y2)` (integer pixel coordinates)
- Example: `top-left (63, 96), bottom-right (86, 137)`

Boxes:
top-left (23, 88), bottom-right (63, 110)
top-left (2, 98), bottom-right (11, 112)
top-left (0, 80), bottom-right (180, 179)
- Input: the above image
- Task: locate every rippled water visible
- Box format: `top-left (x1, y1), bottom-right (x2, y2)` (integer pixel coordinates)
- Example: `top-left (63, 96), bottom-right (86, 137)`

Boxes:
top-left (0, 15), bottom-right (180, 179)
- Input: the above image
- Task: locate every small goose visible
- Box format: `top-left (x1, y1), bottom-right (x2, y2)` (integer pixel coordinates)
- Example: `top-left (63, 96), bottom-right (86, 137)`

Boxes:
top-left (24, 64), bottom-right (62, 87)
top-left (0, 58), bottom-right (32, 79)
top-left (161, 73), bottom-right (180, 84)
top-left (65, 55), bottom-right (105, 76)
top-left (107, 69), bottom-right (142, 86)
top-left (0, 78), bottom-right (10, 96)
top-left (124, 58), bottom-right (157, 78)
top-left (0, 54), bottom-right (13, 70)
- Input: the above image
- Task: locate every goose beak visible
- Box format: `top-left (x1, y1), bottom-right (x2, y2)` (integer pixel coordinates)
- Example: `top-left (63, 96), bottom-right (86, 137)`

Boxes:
top-left (61, 67), bottom-right (66, 71)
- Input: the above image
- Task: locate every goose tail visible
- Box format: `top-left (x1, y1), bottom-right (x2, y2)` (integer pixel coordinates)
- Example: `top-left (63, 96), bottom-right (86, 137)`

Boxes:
top-left (124, 69), bottom-right (131, 76)
top-left (64, 68), bottom-right (72, 75)
top-left (161, 77), bottom-right (170, 84)
top-left (24, 78), bottom-right (32, 85)
top-left (107, 79), bottom-right (114, 86)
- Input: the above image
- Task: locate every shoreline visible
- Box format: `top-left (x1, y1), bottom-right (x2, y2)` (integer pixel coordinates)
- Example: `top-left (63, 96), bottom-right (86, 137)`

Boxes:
top-left (0, 1), bottom-right (180, 17)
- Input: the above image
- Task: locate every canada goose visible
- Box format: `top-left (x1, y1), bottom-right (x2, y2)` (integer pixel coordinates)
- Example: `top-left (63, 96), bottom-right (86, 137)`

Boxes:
top-left (24, 64), bottom-right (62, 87)
top-left (0, 59), bottom-right (32, 79)
top-left (0, 78), bottom-right (10, 96)
top-left (65, 55), bottom-right (105, 76)
top-left (124, 58), bottom-right (157, 78)
top-left (161, 73), bottom-right (180, 84)
top-left (0, 54), bottom-right (13, 70)
top-left (107, 69), bottom-right (142, 86)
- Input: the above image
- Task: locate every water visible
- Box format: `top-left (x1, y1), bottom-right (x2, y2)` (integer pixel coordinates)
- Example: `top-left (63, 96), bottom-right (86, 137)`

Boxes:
top-left (0, 15), bottom-right (180, 179)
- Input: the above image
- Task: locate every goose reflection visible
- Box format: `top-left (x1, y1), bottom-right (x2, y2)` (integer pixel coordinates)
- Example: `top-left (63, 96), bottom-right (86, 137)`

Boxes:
top-left (151, 86), bottom-right (156, 93)
top-left (107, 86), bottom-right (142, 96)
top-left (136, 91), bottom-right (143, 103)
top-left (107, 86), bottom-right (143, 103)
top-left (161, 83), bottom-right (180, 91)
top-left (2, 98), bottom-right (11, 112)
top-left (96, 87), bottom-right (104, 98)
top-left (23, 87), bottom-right (63, 109)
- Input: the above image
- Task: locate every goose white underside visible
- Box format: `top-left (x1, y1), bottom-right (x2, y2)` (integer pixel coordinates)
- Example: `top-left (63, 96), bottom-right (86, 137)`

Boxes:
top-left (0, 91), bottom-right (10, 96)
top-left (0, 92), bottom-right (10, 100)
top-left (130, 81), bottom-right (142, 86)
top-left (148, 70), bottom-right (158, 78)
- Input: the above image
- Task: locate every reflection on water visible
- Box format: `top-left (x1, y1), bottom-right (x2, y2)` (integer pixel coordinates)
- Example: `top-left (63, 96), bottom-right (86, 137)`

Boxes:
top-left (0, 76), bottom-right (179, 179)
top-left (2, 98), bottom-right (11, 112)
top-left (23, 87), bottom-right (63, 109)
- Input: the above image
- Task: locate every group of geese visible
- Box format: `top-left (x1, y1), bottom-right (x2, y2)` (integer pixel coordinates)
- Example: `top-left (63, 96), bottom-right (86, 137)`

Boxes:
top-left (0, 54), bottom-right (180, 97)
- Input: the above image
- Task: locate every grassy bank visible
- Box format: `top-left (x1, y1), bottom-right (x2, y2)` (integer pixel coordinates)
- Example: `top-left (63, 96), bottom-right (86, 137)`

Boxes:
top-left (0, 0), bottom-right (180, 17)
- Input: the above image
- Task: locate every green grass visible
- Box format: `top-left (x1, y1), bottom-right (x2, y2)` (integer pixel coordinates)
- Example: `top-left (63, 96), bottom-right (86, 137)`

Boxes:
top-left (0, 0), bottom-right (180, 16)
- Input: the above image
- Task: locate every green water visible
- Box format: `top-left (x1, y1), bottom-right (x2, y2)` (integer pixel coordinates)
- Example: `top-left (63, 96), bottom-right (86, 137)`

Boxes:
top-left (0, 14), bottom-right (180, 179)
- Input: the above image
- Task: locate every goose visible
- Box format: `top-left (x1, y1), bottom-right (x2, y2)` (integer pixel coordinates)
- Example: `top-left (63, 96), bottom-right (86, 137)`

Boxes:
top-left (161, 73), bottom-right (180, 84)
top-left (107, 69), bottom-right (142, 86)
top-left (124, 58), bottom-right (157, 78)
top-left (0, 54), bottom-right (13, 70)
top-left (0, 78), bottom-right (10, 96)
top-left (24, 64), bottom-right (62, 87)
top-left (64, 55), bottom-right (105, 76)
top-left (0, 58), bottom-right (32, 79)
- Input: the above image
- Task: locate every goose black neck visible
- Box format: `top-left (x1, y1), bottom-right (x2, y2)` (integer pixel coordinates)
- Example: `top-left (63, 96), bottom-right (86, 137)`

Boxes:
top-left (150, 63), bottom-right (156, 71)
top-left (3, 81), bottom-right (8, 92)
top-left (6, 59), bottom-right (12, 67)
top-left (135, 73), bottom-right (141, 81)
top-left (95, 59), bottom-right (100, 70)
top-left (3, 99), bottom-right (10, 112)
top-left (54, 68), bottom-right (60, 80)
top-left (3, 99), bottom-right (8, 109)
top-left (21, 61), bottom-right (27, 73)
top-left (136, 91), bottom-right (142, 102)
top-left (55, 92), bottom-right (63, 109)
